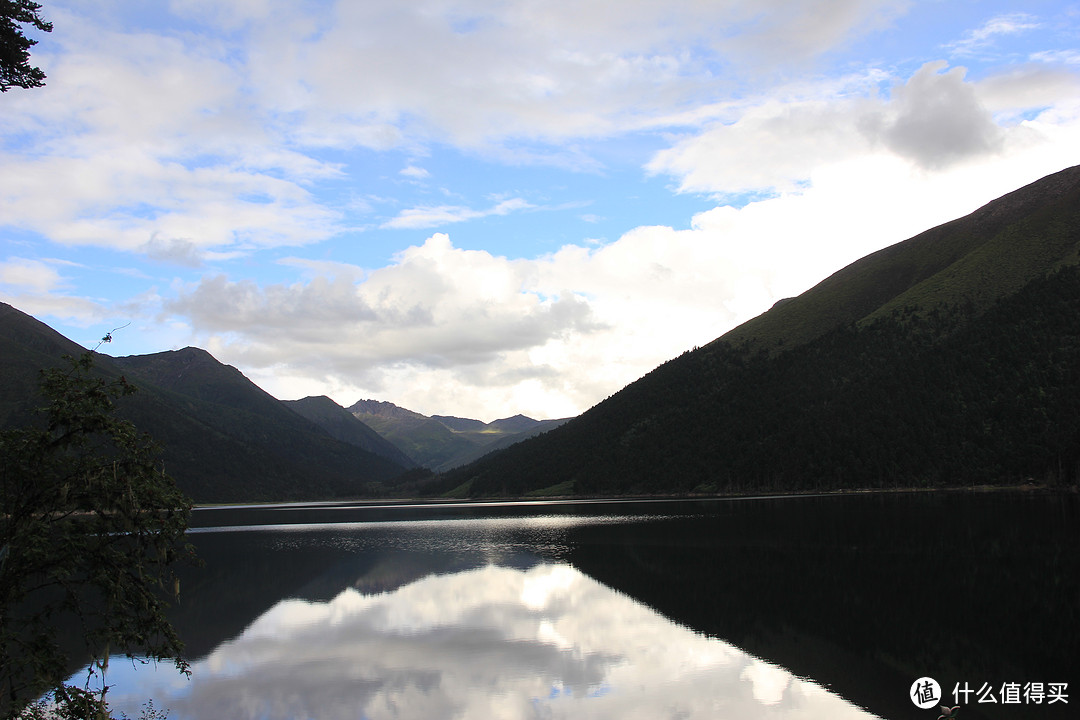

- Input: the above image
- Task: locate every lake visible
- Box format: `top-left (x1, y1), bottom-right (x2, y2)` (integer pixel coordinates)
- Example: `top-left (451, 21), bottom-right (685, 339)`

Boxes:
top-left (77, 491), bottom-right (1076, 719)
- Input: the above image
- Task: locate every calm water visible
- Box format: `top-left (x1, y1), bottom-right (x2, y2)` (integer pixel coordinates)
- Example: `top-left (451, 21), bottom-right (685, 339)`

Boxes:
top-left (75, 492), bottom-right (1077, 720)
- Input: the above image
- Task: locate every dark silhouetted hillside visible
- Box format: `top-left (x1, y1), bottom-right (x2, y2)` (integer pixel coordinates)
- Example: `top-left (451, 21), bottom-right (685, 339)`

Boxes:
top-left (0, 311), bottom-right (411, 503)
top-left (439, 165), bottom-right (1080, 497)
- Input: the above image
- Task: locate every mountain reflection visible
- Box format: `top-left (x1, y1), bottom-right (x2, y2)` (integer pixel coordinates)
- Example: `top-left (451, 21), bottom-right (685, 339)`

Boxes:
top-left (100, 562), bottom-right (877, 720)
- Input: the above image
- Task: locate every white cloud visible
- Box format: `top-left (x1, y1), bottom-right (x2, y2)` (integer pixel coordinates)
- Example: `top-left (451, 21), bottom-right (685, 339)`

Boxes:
top-left (0, 257), bottom-right (65, 293)
top-left (165, 234), bottom-right (607, 419)
top-left (1031, 49), bottom-right (1080, 66)
top-left (0, 6), bottom-right (342, 259)
top-left (167, 0), bottom-right (284, 30)
top-left (400, 165), bottom-right (431, 180)
top-left (947, 12), bottom-right (1041, 57)
top-left (0, 257), bottom-right (105, 324)
top-left (975, 64), bottom-right (1080, 119)
top-left (647, 93), bottom-right (879, 196)
top-left (5, 1), bottom-right (1063, 265)
top-left (381, 198), bottom-right (534, 230)
top-left (141, 235), bottom-right (205, 268)
top-left (648, 60), bottom-right (1079, 194)
top-left (221, 0), bottom-right (912, 149)
top-left (0, 148), bottom-right (342, 256)
top-left (279, 257), bottom-right (368, 281)
top-left (0, 0), bottom-right (929, 262)
top-left (0, 294), bottom-right (105, 326)
top-left (874, 61), bottom-right (1004, 169)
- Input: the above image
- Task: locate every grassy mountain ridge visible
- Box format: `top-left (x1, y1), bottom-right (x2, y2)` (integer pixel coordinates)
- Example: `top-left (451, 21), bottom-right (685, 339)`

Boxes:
top-left (722, 164), bottom-right (1080, 351)
top-left (439, 165), bottom-right (1080, 497)
top-left (0, 310), bottom-right (411, 502)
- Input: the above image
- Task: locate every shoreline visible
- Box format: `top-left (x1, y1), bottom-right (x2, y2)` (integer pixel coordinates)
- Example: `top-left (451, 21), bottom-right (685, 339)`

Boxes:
top-left (191, 481), bottom-right (1077, 511)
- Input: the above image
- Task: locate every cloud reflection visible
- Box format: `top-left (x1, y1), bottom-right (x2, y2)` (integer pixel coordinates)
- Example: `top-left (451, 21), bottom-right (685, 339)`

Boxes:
top-left (103, 563), bottom-right (878, 720)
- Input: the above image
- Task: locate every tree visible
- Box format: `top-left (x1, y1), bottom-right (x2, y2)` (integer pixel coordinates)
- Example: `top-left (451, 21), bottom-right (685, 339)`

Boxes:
top-left (0, 349), bottom-right (194, 720)
top-left (1, 0), bottom-right (52, 92)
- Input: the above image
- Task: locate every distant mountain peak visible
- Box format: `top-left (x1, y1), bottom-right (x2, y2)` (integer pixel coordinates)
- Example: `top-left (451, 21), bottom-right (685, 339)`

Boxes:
top-left (295, 394), bottom-right (336, 406)
top-left (347, 399), bottom-right (426, 421)
top-left (285, 396), bottom-right (417, 470)
top-left (345, 399), bottom-right (570, 471)
top-left (487, 414), bottom-right (540, 433)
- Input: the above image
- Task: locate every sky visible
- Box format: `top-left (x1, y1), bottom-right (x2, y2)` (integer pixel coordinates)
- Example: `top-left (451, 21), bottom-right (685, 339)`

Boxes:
top-left (2, 0), bottom-right (1079, 422)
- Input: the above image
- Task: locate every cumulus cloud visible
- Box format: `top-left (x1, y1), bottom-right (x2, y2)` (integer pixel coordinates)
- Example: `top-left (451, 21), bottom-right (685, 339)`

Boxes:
top-left (142, 235), bottom-right (204, 267)
top-left (874, 61), bottom-right (1005, 168)
top-left (167, 274), bottom-right (379, 339)
top-left (647, 58), bottom-right (1074, 194)
top-left (165, 234), bottom-right (608, 417)
top-left (647, 91), bottom-right (880, 195)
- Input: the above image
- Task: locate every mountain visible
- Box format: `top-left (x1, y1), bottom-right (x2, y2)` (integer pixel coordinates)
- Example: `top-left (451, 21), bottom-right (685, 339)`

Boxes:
top-left (0, 302), bottom-right (94, 430)
top-left (438, 165), bottom-right (1080, 497)
top-left (721, 164), bottom-right (1080, 352)
top-left (347, 399), bottom-right (570, 471)
top-left (0, 308), bottom-right (412, 503)
top-left (283, 396), bottom-right (417, 469)
top-left (349, 399), bottom-right (427, 422)
top-left (487, 414), bottom-right (543, 434)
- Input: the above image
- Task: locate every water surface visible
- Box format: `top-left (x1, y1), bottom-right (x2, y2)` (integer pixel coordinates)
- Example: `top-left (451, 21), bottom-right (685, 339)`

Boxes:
top-left (82, 492), bottom-right (1078, 720)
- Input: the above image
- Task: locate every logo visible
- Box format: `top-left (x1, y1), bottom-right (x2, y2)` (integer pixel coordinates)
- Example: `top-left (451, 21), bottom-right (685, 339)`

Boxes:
top-left (911, 677), bottom-right (942, 709)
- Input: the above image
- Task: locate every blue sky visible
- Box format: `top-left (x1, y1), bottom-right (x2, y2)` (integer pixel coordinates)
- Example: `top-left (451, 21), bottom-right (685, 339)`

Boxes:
top-left (2, 0), bottom-right (1079, 421)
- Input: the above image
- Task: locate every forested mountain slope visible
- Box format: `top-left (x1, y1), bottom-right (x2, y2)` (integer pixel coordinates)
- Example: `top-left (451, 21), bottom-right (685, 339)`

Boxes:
top-left (440, 166), bottom-right (1080, 497)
